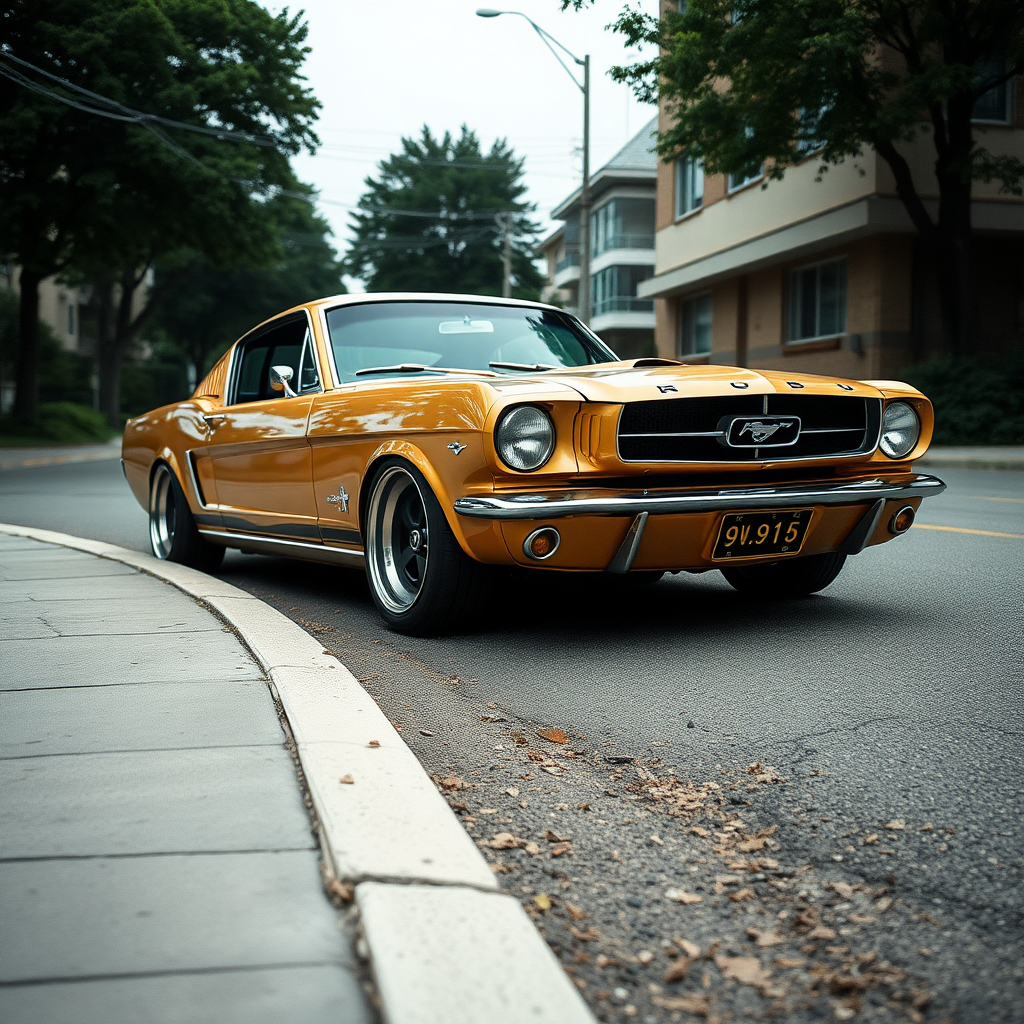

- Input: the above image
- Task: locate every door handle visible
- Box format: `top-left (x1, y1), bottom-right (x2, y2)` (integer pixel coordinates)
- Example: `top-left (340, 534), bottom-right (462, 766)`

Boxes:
top-left (202, 414), bottom-right (225, 429)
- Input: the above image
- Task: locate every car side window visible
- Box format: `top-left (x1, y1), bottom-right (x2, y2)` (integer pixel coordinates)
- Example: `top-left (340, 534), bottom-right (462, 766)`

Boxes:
top-left (232, 317), bottom-right (320, 404)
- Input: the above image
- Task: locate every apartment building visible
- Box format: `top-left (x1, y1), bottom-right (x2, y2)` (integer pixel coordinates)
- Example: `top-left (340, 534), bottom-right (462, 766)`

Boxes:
top-left (639, 79), bottom-right (1024, 378)
top-left (538, 117), bottom-right (658, 359)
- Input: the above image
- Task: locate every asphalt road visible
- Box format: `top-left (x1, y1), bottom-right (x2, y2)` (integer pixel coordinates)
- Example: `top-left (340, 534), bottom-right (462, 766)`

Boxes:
top-left (2, 459), bottom-right (1021, 1024)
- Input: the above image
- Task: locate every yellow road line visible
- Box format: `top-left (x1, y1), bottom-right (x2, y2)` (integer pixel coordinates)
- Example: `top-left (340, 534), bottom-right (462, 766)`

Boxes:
top-left (974, 496), bottom-right (1024, 504)
top-left (914, 523), bottom-right (1024, 539)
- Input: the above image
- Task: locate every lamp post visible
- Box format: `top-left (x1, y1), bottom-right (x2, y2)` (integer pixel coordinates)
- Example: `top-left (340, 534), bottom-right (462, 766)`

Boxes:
top-left (476, 9), bottom-right (591, 325)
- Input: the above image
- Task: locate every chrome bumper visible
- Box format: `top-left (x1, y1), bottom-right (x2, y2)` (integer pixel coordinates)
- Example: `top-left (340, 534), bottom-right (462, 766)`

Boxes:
top-left (454, 474), bottom-right (946, 521)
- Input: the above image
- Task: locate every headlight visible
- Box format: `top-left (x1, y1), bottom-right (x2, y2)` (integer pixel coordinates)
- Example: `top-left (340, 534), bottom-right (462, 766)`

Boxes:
top-left (879, 401), bottom-right (920, 458)
top-left (495, 405), bottom-right (555, 471)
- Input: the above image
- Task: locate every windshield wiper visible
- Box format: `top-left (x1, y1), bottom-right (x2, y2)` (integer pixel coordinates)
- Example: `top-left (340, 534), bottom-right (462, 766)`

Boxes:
top-left (355, 363), bottom-right (498, 377)
top-left (355, 364), bottom-right (451, 376)
top-left (488, 361), bottom-right (558, 372)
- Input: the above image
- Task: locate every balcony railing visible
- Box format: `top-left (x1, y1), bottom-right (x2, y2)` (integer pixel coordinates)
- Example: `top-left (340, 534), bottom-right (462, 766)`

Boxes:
top-left (592, 233), bottom-right (655, 256)
top-left (591, 297), bottom-right (655, 316)
top-left (555, 249), bottom-right (581, 275)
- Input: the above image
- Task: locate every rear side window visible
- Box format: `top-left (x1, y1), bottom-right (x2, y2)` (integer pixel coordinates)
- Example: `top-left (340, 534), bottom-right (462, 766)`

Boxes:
top-left (231, 317), bottom-right (320, 403)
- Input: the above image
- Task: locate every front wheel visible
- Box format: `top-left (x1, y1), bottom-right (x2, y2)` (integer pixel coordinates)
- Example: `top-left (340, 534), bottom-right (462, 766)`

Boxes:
top-left (364, 460), bottom-right (489, 636)
top-left (721, 552), bottom-right (846, 598)
top-left (149, 463), bottom-right (224, 572)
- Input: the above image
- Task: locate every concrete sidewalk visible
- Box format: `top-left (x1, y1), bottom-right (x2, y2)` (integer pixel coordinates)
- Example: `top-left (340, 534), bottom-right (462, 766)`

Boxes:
top-left (916, 445), bottom-right (1024, 471)
top-left (0, 533), bottom-right (375, 1024)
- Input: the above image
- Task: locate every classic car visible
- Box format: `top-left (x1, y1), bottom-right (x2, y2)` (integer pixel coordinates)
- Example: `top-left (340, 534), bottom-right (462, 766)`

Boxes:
top-left (122, 293), bottom-right (946, 635)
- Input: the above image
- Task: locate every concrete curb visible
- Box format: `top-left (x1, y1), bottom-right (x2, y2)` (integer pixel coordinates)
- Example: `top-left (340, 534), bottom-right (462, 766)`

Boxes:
top-left (0, 522), bottom-right (596, 1024)
top-left (916, 454), bottom-right (1024, 471)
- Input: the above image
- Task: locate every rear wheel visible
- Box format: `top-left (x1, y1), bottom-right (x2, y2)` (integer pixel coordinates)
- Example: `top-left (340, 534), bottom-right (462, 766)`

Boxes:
top-left (149, 463), bottom-right (224, 572)
top-left (364, 459), bottom-right (489, 635)
top-left (721, 552), bottom-right (846, 598)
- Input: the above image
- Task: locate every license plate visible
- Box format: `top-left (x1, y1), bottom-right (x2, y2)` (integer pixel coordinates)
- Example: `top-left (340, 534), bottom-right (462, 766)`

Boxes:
top-left (712, 508), bottom-right (812, 560)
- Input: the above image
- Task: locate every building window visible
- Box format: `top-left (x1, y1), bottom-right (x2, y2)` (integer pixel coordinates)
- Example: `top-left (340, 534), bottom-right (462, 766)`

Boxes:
top-left (679, 293), bottom-right (712, 356)
top-left (973, 62), bottom-right (1012, 122)
top-left (728, 162), bottom-right (763, 192)
top-left (590, 198), bottom-right (655, 256)
top-left (591, 265), bottom-right (654, 316)
top-left (788, 258), bottom-right (847, 342)
top-left (67, 304), bottom-right (75, 336)
top-left (674, 152), bottom-right (703, 218)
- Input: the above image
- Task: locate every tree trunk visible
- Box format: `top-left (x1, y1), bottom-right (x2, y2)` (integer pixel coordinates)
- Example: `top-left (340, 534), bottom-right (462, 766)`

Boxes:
top-left (93, 277), bottom-right (119, 429)
top-left (13, 269), bottom-right (42, 424)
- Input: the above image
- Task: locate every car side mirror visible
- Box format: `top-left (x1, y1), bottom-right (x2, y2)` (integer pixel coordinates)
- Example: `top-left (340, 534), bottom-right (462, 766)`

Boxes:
top-left (270, 365), bottom-right (297, 397)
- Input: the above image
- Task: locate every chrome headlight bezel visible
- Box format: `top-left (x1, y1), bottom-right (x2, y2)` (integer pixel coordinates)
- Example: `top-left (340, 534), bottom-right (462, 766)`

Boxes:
top-left (494, 405), bottom-right (556, 472)
top-left (879, 401), bottom-right (921, 459)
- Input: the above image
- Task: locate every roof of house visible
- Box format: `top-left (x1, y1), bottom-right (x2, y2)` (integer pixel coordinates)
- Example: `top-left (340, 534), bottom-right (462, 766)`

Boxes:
top-left (551, 115), bottom-right (658, 221)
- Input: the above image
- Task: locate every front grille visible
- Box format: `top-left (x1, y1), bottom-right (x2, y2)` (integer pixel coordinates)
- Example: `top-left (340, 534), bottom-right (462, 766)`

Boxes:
top-left (617, 395), bottom-right (881, 463)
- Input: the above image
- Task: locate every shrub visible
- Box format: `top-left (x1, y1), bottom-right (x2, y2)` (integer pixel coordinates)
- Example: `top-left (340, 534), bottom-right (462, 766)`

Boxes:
top-left (902, 356), bottom-right (1024, 446)
top-left (0, 402), bottom-right (114, 445)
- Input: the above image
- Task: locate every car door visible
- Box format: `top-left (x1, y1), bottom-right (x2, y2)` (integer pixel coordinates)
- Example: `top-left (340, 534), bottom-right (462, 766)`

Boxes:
top-left (206, 312), bottom-right (322, 542)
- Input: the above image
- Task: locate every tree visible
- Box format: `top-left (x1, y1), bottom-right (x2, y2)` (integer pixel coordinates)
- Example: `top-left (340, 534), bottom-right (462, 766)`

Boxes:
top-left (345, 126), bottom-right (543, 298)
top-left (571, 0), bottom-right (1024, 356)
top-left (0, 0), bottom-right (320, 424)
top-left (150, 193), bottom-right (345, 383)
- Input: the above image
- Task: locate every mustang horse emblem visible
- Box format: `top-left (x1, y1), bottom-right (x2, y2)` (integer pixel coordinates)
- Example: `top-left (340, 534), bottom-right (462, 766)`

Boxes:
top-left (738, 420), bottom-right (795, 444)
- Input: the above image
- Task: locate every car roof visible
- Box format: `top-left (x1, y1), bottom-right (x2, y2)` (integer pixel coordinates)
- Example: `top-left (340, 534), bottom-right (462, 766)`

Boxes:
top-left (310, 292), bottom-right (561, 312)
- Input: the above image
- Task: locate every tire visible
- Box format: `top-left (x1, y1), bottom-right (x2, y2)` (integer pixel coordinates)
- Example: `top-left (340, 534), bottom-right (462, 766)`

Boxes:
top-left (721, 552), bottom-right (846, 598)
top-left (149, 462), bottom-right (225, 572)
top-left (363, 459), bottom-right (489, 636)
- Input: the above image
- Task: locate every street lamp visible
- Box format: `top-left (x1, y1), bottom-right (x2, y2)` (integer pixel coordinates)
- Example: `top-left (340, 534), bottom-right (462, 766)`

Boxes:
top-left (476, 8), bottom-right (591, 325)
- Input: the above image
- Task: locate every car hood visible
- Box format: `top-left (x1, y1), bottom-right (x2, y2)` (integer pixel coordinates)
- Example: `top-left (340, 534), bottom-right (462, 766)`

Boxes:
top-left (534, 361), bottom-right (887, 403)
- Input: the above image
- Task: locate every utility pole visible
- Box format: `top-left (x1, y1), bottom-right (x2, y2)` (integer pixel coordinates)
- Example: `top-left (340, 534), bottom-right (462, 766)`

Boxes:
top-left (498, 212), bottom-right (513, 297)
top-left (578, 54), bottom-right (591, 325)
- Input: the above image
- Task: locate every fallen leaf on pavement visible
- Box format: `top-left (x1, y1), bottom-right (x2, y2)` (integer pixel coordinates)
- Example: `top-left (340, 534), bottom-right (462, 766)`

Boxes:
top-left (595, 953), bottom-right (620, 968)
top-left (577, 801), bottom-right (591, 811)
top-left (747, 928), bottom-right (785, 947)
top-left (665, 889), bottom-right (702, 904)
top-left (551, 842), bottom-right (573, 857)
top-left (729, 888), bottom-right (756, 903)
top-left (488, 833), bottom-right (519, 849)
top-left (638, 950), bottom-right (654, 965)
top-left (689, 826), bottom-right (711, 837)
top-left (774, 956), bottom-right (804, 968)
top-left (715, 955), bottom-right (772, 987)
top-left (569, 925), bottom-right (600, 942)
top-left (537, 728), bottom-right (569, 744)
top-left (419, 729), bottom-right (433, 736)
top-left (862, 833), bottom-right (879, 845)
top-left (501, 787), bottom-right (519, 796)
top-left (736, 837), bottom-right (767, 852)
top-left (652, 994), bottom-right (708, 1014)
top-left (533, 894), bottom-right (552, 911)
top-left (326, 879), bottom-right (354, 903)
top-left (524, 841), bottom-right (542, 856)
top-left (367, 740), bottom-right (380, 748)
top-left (565, 902), bottom-right (589, 920)
top-left (875, 897), bottom-right (893, 913)
top-left (848, 914), bottom-right (877, 925)
top-left (545, 829), bottom-right (569, 843)
top-left (674, 938), bottom-right (701, 958)
top-left (832, 882), bottom-right (855, 900)
top-left (338, 774), bottom-right (354, 785)
top-left (885, 819), bottom-right (905, 830)
top-left (808, 925), bottom-right (837, 940)
top-left (663, 956), bottom-right (697, 984)
top-left (440, 777), bottom-right (467, 790)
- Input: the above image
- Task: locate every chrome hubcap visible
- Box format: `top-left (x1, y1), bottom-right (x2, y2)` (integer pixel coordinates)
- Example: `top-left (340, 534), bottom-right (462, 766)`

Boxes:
top-left (367, 467), bottom-right (428, 614)
top-left (149, 465), bottom-right (177, 560)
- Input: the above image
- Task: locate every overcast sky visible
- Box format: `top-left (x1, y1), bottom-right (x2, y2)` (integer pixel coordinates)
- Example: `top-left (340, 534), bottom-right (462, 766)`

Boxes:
top-left (264, 0), bottom-right (657, 290)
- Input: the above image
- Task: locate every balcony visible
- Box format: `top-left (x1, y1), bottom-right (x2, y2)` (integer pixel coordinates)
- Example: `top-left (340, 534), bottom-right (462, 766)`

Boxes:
top-left (591, 296), bottom-right (654, 316)
top-left (555, 249), bottom-right (580, 274)
top-left (553, 248), bottom-right (581, 288)
top-left (593, 233), bottom-right (655, 255)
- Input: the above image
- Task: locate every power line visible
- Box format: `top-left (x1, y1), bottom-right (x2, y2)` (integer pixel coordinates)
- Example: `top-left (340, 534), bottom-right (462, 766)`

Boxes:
top-left (0, 50), bottom-right (278, 147)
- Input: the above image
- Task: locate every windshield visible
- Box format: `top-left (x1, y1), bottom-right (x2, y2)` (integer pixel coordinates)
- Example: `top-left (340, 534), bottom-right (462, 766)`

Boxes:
top-left (324, 301), bottom-right (617, 383)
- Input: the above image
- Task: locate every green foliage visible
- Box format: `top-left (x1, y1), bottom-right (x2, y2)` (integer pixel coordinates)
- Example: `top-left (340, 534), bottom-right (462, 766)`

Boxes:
top-left (0, 0), bottom-right (322, 278)
top-left (904, 357), bottom-right (1024, 445)
top-left (593, 0), bottom-right (1023, 194)
top-left (346, 126), bottom-right (543, 298)
top-left (150, 193), bottom-right (345, 378)
top-left (0, 402), bottom-right (114, 445)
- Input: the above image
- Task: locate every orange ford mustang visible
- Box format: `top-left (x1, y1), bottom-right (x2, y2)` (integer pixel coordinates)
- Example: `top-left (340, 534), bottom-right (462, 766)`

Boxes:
top-left (122, 293), bottom-right (945, 635)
